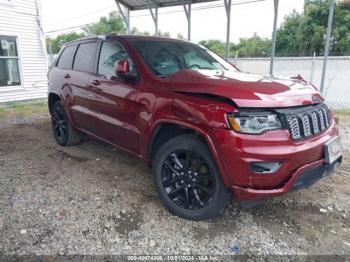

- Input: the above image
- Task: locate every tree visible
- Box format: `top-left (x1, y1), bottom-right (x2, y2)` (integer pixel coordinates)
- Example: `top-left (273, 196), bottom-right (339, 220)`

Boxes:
top-left (158, 31), bottom-right (171, 37)
top-left (198, 39), bottom-right (226, 56)
top-left (177, 33), bottom-right (185, 40)
top-left (276, 0), bottom-right (350, 56)
top-left (46, 32), bottom-right (85, 54)
top-left (199, 35), bottom-right (271, 58)
top-left (232, 33), bottom-right (271, 57)
top-left (130, 27), bottom-right (170, 37)
top-left (82, 11), bottom-right (125, 35)
top-left (130, 27), bottom-right (151, 35)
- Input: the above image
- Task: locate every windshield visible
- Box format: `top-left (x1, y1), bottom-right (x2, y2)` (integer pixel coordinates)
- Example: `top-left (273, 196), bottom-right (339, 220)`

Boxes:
top-left (130, 40), bottom-right (237, 77)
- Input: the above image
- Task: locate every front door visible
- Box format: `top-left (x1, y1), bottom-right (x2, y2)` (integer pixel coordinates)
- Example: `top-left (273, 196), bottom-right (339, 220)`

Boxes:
top-left (84, 41), bottom-right (141, 155)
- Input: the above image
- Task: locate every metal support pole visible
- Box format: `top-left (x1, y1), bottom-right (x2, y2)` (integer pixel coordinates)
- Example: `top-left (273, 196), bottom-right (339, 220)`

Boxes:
top-left (234, 50), bottom-right (238, 66)
top-left (224, 0), bottom-right (231, 60)
top-left (155, 6), bottom-right (158, 36)
top-left (310, 51), bottom-right (316, 84)
top-left (182, 0), bottom-right (192, 41)
top-left (270, 0), bottom-right (279, 76)
top-left (188, 0), bottom-right (191, 41)
top-left (126, 8), bottom-right (130, 34)
top-left (115, 0), bottom-right (130, 34)
top-left (320, 0), bottom-right (335, 94)
top-left (148, 4), bottom-right (158, 36)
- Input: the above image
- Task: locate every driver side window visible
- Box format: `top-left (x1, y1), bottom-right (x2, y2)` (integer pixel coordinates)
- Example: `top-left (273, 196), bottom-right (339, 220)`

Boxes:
top-left (98, 41), bottom-right (135, 77)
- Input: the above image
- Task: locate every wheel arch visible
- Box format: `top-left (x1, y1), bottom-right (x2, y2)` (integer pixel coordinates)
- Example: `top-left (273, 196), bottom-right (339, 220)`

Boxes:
top-left (146, 119), bottom-right (230, 187)
top-left (48, 92), bottom-right (63, 115)
top-left (48, 92), bottom-right (77, 129)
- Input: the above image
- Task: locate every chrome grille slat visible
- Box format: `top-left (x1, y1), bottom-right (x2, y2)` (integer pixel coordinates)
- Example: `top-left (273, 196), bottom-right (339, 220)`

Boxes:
top-left (287, 116), bottom-right (301, 140)
top-left (310, 111), bottom-right (320, 134)
top-left (286, 104), bottom-right (331, 140)
top-left (321, 107), bottom-right (329, 125)
top-left (301, 114), bottom-right (311, 137)
top-left (318, 109), bottom-right (326, 130)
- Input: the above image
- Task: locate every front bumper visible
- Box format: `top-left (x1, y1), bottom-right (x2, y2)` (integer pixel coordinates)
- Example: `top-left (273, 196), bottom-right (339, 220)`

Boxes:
top-left (232, 157), bottom-right (342, 201)
top-left (211, 121), bottom-right (341, 201)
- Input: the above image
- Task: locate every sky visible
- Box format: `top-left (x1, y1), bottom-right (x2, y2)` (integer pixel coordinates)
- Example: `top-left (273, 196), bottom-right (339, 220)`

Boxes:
top-left (42, 0), bottom-right (304, 43)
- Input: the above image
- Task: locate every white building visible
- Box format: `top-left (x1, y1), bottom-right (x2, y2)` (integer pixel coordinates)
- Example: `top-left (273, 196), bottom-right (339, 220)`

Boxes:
top-left (0, 0), bottom-right (48, 103)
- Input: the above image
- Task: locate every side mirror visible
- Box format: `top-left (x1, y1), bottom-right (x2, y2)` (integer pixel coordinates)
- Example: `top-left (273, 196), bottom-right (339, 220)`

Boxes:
top-left (115, 60), bottom-right (138, 81)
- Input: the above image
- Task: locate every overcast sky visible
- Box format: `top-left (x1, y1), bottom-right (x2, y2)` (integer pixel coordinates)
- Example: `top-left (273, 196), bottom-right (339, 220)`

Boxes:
top-left (42, 0), bottom-right (304, 43)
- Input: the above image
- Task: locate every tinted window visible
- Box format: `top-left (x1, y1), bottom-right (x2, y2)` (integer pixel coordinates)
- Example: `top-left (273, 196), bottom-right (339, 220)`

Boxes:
top-left (130, 40), bottom-right (237, 77)
top-left (57, 45), bottom-right (77, 70)
top-left (73, 42), bottom-right (97, 73)
top-left (98, 41), bottom-right (136, 77)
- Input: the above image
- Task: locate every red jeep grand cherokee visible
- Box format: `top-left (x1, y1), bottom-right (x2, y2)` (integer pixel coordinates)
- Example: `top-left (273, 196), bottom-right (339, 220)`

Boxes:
top-left (48, 35), bottom-right (342, 220)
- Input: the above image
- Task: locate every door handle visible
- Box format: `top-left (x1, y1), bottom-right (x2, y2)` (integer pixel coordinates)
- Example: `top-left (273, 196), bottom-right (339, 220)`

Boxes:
top-left (64, 74), bottom-right (71, 79)
top-left (88, 93), bottom-right (96, 98)
top-left (89, 79), bottom-right (101, 86)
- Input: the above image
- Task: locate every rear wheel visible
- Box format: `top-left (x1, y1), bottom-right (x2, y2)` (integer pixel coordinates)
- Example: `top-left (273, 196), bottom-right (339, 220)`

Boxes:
top-left (153, 134), bottom-right (231, 220)
top-left (51, 101), bottom-right (82, 146)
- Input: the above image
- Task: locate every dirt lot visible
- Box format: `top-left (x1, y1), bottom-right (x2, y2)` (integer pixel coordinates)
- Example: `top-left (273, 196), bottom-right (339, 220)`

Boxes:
top-left (0, 109), bottom-right (349, 256)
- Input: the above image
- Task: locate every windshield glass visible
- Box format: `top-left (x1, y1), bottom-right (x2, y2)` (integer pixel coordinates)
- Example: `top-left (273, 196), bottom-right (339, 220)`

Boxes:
top-left (130, 40), bottom-right (237, 77)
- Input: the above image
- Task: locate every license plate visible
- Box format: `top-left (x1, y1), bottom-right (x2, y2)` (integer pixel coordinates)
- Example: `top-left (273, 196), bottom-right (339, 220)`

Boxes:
top-left (325, 136), bottom-right (342, 164)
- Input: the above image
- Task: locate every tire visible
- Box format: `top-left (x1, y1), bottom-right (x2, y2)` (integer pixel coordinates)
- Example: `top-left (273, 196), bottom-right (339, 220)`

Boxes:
top-left (51, 101), bottom-right (82, 146)
top-left (152, 134), bottom-right (231, 220)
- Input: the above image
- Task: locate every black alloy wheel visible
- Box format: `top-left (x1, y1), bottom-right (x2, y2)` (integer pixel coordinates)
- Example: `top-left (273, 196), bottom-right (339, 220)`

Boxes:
top-left (51, 101), bottom-right (82, 146)
top-left (52, 104), bottom-right (68, 144)
top-left (153, 134), bottom-right (231, 220)
top-left (161, 150), bottom-right (216, 210)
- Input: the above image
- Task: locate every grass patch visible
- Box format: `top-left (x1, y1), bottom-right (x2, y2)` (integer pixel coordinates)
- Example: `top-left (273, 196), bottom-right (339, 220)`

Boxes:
top-left (333, 109), bottom-right (350, 117)
top-left (0, 100), bottom-right (48, 119)
top-left (333, 109), bottom-right (350, 123)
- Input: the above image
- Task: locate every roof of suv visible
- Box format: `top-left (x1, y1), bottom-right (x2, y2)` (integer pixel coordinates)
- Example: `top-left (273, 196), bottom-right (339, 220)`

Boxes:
top-left (65, 34), bottom-right (189, 46)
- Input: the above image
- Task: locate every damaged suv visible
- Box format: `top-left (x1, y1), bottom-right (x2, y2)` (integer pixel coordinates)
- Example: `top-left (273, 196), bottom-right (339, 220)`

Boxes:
top-left (48, 35), bottom-right (342, 220)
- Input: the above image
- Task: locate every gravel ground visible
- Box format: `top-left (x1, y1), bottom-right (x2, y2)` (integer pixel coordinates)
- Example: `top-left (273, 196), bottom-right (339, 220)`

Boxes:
top-left (0, 114), bottom-right (349, 256)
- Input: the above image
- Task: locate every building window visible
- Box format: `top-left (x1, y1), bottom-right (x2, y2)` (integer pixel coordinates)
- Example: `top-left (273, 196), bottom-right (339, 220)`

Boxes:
top-left (0, 36), bottom-right (21, 87)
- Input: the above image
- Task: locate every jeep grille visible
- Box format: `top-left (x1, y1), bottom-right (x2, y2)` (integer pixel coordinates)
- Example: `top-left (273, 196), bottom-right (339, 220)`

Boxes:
top-left (285, 104), bottom-right (331, 140)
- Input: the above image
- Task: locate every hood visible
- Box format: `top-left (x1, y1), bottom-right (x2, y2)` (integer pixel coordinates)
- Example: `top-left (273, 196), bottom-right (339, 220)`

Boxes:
top-left (163, 69), bottom-right (323, 108)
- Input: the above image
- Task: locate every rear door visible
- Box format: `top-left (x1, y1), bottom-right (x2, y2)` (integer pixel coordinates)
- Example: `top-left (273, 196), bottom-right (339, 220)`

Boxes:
top-left (49, 44), bottom-right (77, 101)
top-left (68, 41), bottom-right (99, 131)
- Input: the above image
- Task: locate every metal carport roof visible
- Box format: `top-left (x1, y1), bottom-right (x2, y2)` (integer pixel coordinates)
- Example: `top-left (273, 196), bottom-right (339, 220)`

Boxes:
top-left (114, 0), bottom-right (241, 60)
top-left (116, 0), bottom-right (216, 10)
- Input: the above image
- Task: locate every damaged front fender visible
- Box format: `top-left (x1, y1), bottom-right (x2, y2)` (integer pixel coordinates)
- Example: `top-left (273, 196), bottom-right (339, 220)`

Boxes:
top-left (171, 92), bottom-right (237, 129)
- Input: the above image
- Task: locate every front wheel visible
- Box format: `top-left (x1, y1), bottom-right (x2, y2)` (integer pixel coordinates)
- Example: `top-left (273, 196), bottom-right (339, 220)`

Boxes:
top-left (152, 134), bottom-right (231, 220)
top-left (51, 101), bottom-right (82, 146)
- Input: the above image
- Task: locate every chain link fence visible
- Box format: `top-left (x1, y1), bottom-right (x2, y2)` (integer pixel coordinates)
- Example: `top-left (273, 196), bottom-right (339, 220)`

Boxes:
top-left (231, 56), bottom-right (350, 109)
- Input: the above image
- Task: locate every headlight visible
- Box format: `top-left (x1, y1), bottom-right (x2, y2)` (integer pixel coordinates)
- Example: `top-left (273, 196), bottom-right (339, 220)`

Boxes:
top-left (227, 112), bottom-right (282, 134)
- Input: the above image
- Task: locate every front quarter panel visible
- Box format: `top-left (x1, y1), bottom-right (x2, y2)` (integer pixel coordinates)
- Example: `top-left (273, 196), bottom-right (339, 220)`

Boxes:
top-left (171, 95), bottom-right (235, 129)
top-left (141, 91), bottom-right (237, 187)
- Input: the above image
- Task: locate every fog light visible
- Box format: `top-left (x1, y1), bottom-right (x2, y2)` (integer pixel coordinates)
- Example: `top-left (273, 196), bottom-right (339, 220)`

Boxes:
top-left (250, 162), bottom-right (282, 174)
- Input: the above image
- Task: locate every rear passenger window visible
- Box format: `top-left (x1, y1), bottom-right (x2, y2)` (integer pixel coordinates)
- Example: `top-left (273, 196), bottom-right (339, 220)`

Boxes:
top-left (57, 45), bottom-right (77, 69)
top-left (73, 42), bottom-right (97, 73)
